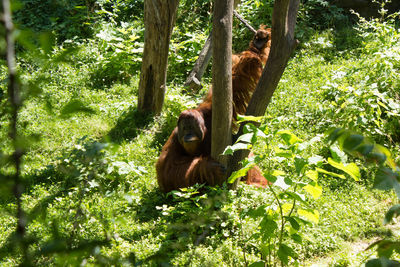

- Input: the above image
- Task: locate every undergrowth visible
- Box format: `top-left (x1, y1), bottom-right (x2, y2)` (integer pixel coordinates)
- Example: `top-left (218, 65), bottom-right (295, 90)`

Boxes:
top-left (0, 0), bottom-right (399, 265)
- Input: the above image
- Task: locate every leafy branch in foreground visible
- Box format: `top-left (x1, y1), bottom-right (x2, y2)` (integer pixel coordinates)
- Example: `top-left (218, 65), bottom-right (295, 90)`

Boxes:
top-left (224, 116), bottom-right (326, 266)
top-left (328, 128), bottom-right (400, 266)
top-left (1, 0), bottom-right (28, 262)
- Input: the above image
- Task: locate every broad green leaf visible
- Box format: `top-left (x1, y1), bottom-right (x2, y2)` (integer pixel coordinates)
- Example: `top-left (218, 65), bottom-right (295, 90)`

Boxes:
top-left (275, 147), bottom-right (293, 159)
top-left (286, 217), bottom-right (300, 231)
top-left (265, 170), bottom-right (286, 185)
top-left (316, 167), bottom-right (346, 179)
top-left (355, 144), bottom-right (374, 156)
top-left (329, 145), bottom-right (347, 163)
top-left (272, 170), bottom-right (285, 176)
top-left (308, 155), bottom-right (324, 165)
top-left (343, 134), bottom-right (364, 151)
top-left (384, 204), bottom-right (400, 224)
top-left (305, 170), bottom-right (318, 181)
top-left (277, 130), bottom-right (303, 145)
top-left (298, 209), bottom-right (319, 224)
top-left (248, 261), bottom-right (265, 267)
top-left (374, 167), bottom-right (400, 198)
top-left (295, 156), bottom-right (308, 175)
top-left (260, 243), bottom-right (273, 259)
top-left (255, 128), bottom-right (267, 138)
top-left (326, 128), bottom-right (347, 144)
top-left (327, 158), bottom-right (360, 181)
top-left (236, 114), bottom-right (263, 122)
top-left (291, 233), bottom-right (302, 244)
top-left (282, 203), bottom-right (293, 214)
top-left (236, 133), bottom-right (254, 143)
top-left (374, 144), bottom-right (396, 169)
top-left (281, 192), bottom-right (306, 203)
top-left (366, 258), bottom-right (400, 267)
top-left (277, 244), bottom-right (296, 265)
top-left (223, 142), bottom-right (249, 155)
top-left (260, 216), bottom-right (278, 240)
top-left (228, 165), bottom-right (254, 183)
top-left (304, 183), bottom-right (322, 199)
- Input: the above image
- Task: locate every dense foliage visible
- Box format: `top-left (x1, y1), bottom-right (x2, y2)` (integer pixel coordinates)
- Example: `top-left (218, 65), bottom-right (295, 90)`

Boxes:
top-left (1, 0), bottom-right (399, 265)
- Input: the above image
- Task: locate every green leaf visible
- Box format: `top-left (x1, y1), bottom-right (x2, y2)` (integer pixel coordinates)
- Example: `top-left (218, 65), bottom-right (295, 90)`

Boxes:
top-left (236, 115), bottom-right (263, 122)
top-left (305, 170), bottom-right (318, 181)
top-left (291, 233), bottom-right (302, 244)
top-left (248, 261), bottom-right (265, 267)
top-left (286, 217), bottom-right (300, 231)
top-left (294, 156), bottom-right (307, 175)
top-left (228, 164), bottom-right (254, 184)
top-left (343, 134), bottom-right (364, 151)
top-left (329, 145), bottom-right (347, 163)
top-left (60, 99), bottom-right (95, 118)
top-left (298, 209), bottom-right (319, 224)
top-left (277, 243), bottom-right (296, 265)
top-left (223, 142), bottom-right (249, 155)
top-left (384, 204), bottom-right (400, 224)
top-left (374, 167), bottom-right (400, 198)
top-left (355, 144), bottom-right (374, 156)
top-left (315, 167), bottom-right (346, 179)
top-left (236, 133), bottom-right (254, 143)
top-left (374, 144), bottom-right (396, 169)
top-left (327, 158), bottom-right (360, 181)
top-left (326, 128), bottom-right (346, 144)
top-left (280, 192), bottom-right (306, 203)
top-left (366, 258), bottom-right (400, 267)
top-left (39, 32), bottom-right (55, 55)
top-left (308, 155), bottom-right (324, 165)
top-left (277, 130), bottom-right (303, 146)
top-left (304, 183), bottom-right (322, 199)
top-left (260, 216), bottom-right (278, 240)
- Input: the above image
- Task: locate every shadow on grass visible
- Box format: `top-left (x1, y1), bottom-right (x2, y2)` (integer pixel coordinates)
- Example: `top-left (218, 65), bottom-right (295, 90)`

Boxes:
top-left (107, 107), bottom-right (155, 144)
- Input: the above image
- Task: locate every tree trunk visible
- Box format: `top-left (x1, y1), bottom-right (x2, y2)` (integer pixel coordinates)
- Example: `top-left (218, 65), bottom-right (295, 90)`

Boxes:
top-left (183, 32), bottom-right (213, 91)
top-left (230, 0), bottom-right (300, 189)
top-left (184, 0), bottom-right (241, 91)
top-left (138, 0), bottom-right (180, 114)
top-left (211, 0), bottom-right (234, 167)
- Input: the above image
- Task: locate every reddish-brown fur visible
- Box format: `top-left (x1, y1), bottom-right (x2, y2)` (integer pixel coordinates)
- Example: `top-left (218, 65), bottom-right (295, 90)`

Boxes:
top-left (205, 26), bottom-right (271, 120)
top-left (156, 100), bottom-right (227, 193)
top-left (156, 26), bottom-right (271, 192)
top-left (157, 100), bottom-right (269, 192)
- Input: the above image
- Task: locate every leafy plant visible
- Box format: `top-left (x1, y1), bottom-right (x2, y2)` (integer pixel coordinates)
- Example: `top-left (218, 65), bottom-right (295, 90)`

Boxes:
top-left (328, 128), bottom-right (400, 265)
top-left (224, 116), bottom-right (327, 266)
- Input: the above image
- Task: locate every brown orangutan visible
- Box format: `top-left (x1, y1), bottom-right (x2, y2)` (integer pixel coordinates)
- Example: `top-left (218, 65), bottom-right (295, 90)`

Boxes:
top-left (156, 100), bottom-right (227, 193)
top-left (232, 25), bottom-right (271, 119)
top-left (156, 26), bottom-right (272, 192)
top-left (156, 99), bottom-right (269, 192)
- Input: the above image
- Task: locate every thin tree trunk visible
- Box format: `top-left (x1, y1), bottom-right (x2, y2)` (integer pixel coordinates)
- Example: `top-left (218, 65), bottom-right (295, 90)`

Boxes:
top-left (211, 0), bottom-right (234, 167)
top-left (2, 0), bottom-right (28, 260)
top-left (138, 0), bottom-right (180, 114)
top-left (230, 0), bottom-right (300, 189)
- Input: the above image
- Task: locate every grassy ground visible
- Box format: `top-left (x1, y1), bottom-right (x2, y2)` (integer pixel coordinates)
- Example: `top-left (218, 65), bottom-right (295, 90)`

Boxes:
top-left (1, 11), bottom-right (400, 266)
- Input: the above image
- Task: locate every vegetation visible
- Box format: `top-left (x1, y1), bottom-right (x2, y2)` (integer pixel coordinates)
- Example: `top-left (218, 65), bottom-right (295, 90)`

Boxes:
top-left (0, 0), bottom-right (399, 265)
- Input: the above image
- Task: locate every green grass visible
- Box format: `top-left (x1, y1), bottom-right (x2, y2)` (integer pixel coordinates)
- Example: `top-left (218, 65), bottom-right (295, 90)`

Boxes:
top-left (1, 12), bottom-right (400, 266)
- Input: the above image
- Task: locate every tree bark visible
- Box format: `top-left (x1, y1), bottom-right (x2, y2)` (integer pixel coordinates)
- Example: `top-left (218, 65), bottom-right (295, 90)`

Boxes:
top-left (138, 0), bottom-right (180, 114)
top-left (184, 0), bottom-right (241, 91)
top-left (211, 0), bottom-right (234, 167)
top-left (183, 32), bottom-right (213, 91)
top-left (230, 0), bottom-right (300, 189)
